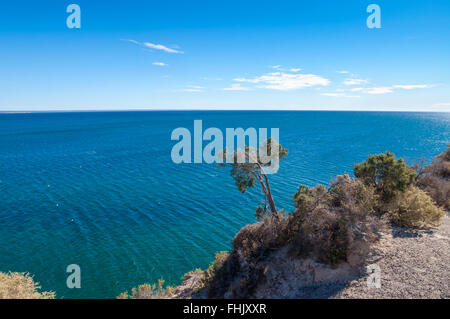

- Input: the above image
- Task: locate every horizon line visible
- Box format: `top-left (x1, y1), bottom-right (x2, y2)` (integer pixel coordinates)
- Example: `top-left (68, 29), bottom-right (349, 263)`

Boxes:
top-left (1, 108), bottom-right (449, 114)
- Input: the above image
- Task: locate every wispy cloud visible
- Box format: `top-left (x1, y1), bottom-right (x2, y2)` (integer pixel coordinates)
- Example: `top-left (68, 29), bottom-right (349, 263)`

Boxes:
top-left (365, 86), bottom-right (394, 94)
top-left (321, 93), bottom-right (360, 98)
top-left (392, 84), bottom-right (433, 90)
top-left (269, 65), bottom-right (302, 73)
top-left (152, 62), bottom-right (167, 66)
top-left (124, 39), bottom-right (183, 54)
top-left (180, 85), bottom-right (205, 92)
top-left (336, 70), bottom-right (350, 74)
top-left (223, 84), bottom-right (250, 91)
top-left (365, 84), bottom-right (434, 94)
top-left (234, 71), bottom-right (329, 91)
top-left (343, 78), bottom-right (368, 86)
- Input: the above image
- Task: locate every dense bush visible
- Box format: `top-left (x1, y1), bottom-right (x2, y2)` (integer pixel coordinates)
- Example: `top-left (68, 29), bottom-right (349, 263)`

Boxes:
top-left (354, 152), bottom-right (416, 200)
top-left (205, 175), bottom-right (382, 298)
top-left (289, 175), bottom-right (380, 264)
top-left (386, 186), bottom-right (445, 229)
top-left (416, 146), bottom-right (450, 210)
top-left (0, 272), bottom-right (54, 299)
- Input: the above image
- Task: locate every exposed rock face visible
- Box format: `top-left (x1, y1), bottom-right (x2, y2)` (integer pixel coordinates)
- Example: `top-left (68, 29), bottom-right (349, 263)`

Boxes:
top-left (249, 248), bottom-right (359, 299)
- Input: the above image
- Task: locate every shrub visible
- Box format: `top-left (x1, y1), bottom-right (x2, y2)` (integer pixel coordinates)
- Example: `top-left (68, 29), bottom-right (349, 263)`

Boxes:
top-left (329, 174), bottom-right (378, 213)
top-left (0, 272), bottom-right (55, 299)
top-left (354, 152), bottom-right (416, 200)
top-left (293, 184), bottom-right (330, 218)
top-left (386, 186), bottom-right (445, 229)
top-left (117, 279), bottom-right (175, 299)
top-left (416, 145), bottom-right (450, 210)
top-left (289, 176), bottom-right (380, 265)
top-left (202, 251), bottom-right (230, 287)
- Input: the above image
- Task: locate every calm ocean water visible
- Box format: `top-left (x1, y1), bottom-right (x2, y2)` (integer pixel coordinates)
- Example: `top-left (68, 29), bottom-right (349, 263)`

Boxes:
top-left (0, 111), bottom-right (448, 298)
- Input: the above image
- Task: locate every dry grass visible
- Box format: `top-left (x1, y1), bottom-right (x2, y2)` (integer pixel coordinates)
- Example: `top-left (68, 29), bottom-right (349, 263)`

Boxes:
top-left (387, 186), bottom-right (445, 229)
top-left (0, 272), bottom-right (55, 299)
top-left (117, 279), bottom-right (175, 299)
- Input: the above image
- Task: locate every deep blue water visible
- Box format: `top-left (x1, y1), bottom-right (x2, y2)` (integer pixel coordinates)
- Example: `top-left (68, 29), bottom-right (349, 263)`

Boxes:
top-left (0, 111), bottom-right (448, 298)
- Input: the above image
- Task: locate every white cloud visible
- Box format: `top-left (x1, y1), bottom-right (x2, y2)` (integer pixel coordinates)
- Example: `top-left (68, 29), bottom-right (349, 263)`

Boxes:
top-left (364, 84), bottom-right (433, 94)
top-left (349, 87), bottom-right (365, 92)
top-left (152, 62), bottom-right (167, 66)
top-left (223, 84), bottom-right (250, 91)
top-left (321, 93), bottom-right (360, 98)
top-left (180, 85), bottom-right (205, 92)
top-left (269, 65), bottom-right (302, 72)
top-left (234, 72), bottom-right (330, 91)
top-left (143, 42), bottom-right (183, 54)
top-left (343, 78), bottom-right (368, 86)
top-left (393, 84), bottom-right (433, 90)
top-left (124, 39), bottom-right (183, 54)
top-left (336, 70), bottom-right (350, 74)
top-left (365, 87), bottom-right (394, 94)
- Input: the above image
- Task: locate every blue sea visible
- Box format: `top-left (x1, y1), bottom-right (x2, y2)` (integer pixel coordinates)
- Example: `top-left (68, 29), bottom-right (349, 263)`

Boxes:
top-left (0, 111), bottom-right (448, 298)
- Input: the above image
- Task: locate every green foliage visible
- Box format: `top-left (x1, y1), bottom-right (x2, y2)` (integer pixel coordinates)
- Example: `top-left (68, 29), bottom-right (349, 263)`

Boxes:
top-left (329, 174), bottom-right (378, 213)
top-left (293, 184), bottom-right (329, 213)
top-left (354, 152), bottom-right (416, 200)
top-left (201, 251), bottom-right (230, 287)
top-left (219, 138), bottom-right (288, 217)
top-left (293, 185), bottom-right (312, 211)
top-left (255, 206), bottom-right (265, 220)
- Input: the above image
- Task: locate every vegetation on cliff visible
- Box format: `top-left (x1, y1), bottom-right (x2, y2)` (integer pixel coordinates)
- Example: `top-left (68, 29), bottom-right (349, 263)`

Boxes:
top-left (4, 147), bottom-right (448, 299)
top-left (0, 272), bottom-right (54, 299)
top-left (416, 145), bottom-right (450, 211)
top-left (120, 146), bottom-right (446, 299)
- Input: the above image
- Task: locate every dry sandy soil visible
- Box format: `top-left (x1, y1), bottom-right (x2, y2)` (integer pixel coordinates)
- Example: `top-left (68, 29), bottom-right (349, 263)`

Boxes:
top-left (332, 214), bottom-right (450, 299)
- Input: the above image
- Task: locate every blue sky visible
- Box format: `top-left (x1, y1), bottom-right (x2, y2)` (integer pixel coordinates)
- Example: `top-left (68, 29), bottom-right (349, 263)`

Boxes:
top-left (0, 0), bottom-right (449, 111)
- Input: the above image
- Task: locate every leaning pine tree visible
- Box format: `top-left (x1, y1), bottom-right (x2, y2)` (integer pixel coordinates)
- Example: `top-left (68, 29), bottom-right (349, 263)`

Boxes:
top-left (218, 138), bottom-right (288, 220)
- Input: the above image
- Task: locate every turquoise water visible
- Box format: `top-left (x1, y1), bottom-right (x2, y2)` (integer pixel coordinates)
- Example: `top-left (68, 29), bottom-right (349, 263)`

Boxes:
top-left (0, 111), bottom-right (448, 298)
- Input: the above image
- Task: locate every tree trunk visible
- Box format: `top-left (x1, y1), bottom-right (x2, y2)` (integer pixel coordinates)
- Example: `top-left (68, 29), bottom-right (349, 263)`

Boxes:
top-left (263, 173), bottom-right (278, 218)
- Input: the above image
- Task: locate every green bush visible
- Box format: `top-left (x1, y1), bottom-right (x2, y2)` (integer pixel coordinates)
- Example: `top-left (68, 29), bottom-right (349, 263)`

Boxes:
top-left (293, 184), bottom-right (328, 213)
top-left (354, 152), bottom-right (416, 200)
